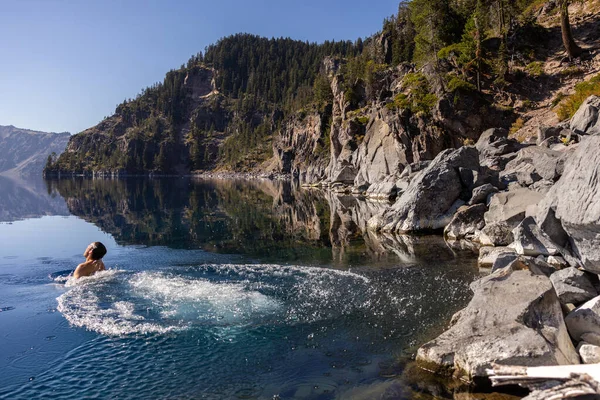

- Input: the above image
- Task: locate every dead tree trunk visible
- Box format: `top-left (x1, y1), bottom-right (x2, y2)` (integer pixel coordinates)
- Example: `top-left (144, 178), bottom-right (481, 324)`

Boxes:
top-left (560, 0), bottom-right (582, 59)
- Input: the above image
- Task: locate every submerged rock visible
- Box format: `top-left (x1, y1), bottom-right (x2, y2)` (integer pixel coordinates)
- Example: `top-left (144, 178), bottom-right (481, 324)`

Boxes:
top-left (417, 269), bottom-right (579, 381)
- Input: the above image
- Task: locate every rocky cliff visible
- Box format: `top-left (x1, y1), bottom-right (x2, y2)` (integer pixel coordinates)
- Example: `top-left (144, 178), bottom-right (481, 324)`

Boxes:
top-left (0, 125), bottom-right (70, 177)
top-left (273, 59), bottom-right (513, 193)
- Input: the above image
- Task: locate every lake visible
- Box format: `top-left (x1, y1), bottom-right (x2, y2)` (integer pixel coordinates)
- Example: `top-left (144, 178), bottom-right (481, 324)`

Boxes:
top-left (0, 176), bottom-right (479, 399)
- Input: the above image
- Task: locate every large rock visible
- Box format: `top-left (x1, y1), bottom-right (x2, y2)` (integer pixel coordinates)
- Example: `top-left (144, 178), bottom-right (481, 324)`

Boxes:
top-left (577, 342), bottom-right (600, 364)
top-left (477, 246), bottom-right (516, 268)
top-left (494, 256), bottom-right (558, 277)
top-left (510, 216), bottom-right (560, 257)
top-left (364, 178), bottom-right (398, 200)
top-left (570, 95), bottom-right (600, 135)
top-left (565, 296), bottom-right (600, 341)
top-left (484, 188), bottom-right (544, 228)
top-left (444, 204), bottom-right (486, 240)
top-left (369, 147), bottom-right (479, 233)
top-left (537, 136), bottom-right (600, 273)
top-left (500, 146), bottom-right (564, 186)
top-left (475, 128), bottom-right (523, 170)
top-left (536, 125), bottom-right (561, 145)
top-left (417, 269), bottom-right (579, 381)
top-left (468, 183), bottom-right (498, 205)
top-left (331, 164), bottom-right (357, 183)
top-left (551, 267), bottom-right (598, 306)
top-left (478, 222), bottom-right (515, 246)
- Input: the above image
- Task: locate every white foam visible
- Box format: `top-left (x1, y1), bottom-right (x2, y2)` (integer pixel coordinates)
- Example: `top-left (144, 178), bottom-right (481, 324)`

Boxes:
top-left (130, 271), bottom-right (281, 323)
top-left (57, 287), bottom-right (174, 336)
top-left (63, 269), bottom-right (124, 287)
top-left (56, 263), bottom-right (371, 337)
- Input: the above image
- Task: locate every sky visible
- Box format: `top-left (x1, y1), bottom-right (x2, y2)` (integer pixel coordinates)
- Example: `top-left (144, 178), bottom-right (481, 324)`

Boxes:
top-left (0, 0), bottom-right (400, 135)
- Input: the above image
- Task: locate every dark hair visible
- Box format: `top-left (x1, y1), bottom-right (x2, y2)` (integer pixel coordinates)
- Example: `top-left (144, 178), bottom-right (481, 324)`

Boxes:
top-left (90, 242), bottom-right (107, 260)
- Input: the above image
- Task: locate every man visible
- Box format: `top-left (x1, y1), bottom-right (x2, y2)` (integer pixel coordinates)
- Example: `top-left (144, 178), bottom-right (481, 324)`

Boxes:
top-left (73, 242), bottom-right (107, 279)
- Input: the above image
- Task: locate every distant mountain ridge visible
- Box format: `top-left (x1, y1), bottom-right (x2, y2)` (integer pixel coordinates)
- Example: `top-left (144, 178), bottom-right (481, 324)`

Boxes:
top-left (0, 125), bottom-right (70, 177)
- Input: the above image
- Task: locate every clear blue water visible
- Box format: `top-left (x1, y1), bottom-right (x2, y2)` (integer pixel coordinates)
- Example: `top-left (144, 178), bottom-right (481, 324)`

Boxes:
top-left (0, 176), bottom-right (479, 399)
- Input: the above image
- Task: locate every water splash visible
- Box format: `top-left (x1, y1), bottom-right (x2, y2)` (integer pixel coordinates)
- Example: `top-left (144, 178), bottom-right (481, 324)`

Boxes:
top-left (56, 264), bottom-right (372, 337)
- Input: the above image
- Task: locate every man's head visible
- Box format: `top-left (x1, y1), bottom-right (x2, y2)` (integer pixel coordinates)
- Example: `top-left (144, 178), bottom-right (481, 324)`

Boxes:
top-left (84, 242), bottom-right (107, 260)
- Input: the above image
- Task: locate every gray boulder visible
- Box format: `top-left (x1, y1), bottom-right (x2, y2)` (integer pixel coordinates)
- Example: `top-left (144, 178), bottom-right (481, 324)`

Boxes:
top-left (444, 204), bottom-right (486, 240)
top-left (493, 256), bottom-right (558, 277)
top-left (478, 222), bottom-right (515, 246)
top-left (478, 246), bottom-right (516, 268)
top-left (577, 343), bottom-right (600, 364)
top-left (364, 176), bottom-right (398, 200)
top-left (537, 125), bottom-right (561, 145)
top-left (476, 128), bottom-right (523, 170)
top-left (331, 164), bottom-right (357, 184)
top-left (490, 252), bottom-right (520, 271)
top-left (417, 269), bottom-right (579, 381)
top-left (500, 146), bottom-right (563, 186)
top-left (399, 161), bottom-right (431, 179)
top-left (570, 95), bottom-right (600, 135)
top-left (565, 295), bottom-right (600, 341)
top-left (510, 216), bottom-right (560, 257)
top-left (550, 267), bottom-right (598, 305)
top-left (368, 147), bottom-right (479, 233)
top-left (537, 136), bottom-right (600, 273)
top-left (484, 188), bottom-right (544, 228)
top-left (581, 332), bottom-right (600, 346)
top-left (468, 183), bottom-right (498, 205)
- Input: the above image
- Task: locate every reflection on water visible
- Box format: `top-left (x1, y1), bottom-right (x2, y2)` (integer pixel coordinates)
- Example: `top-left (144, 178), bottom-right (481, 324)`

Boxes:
top-left (0, 175), bottom-right (68, 222)
top-left (42, 177), bottom-right (475, 266)
top-left (0, 177), bottom-right (481, 399)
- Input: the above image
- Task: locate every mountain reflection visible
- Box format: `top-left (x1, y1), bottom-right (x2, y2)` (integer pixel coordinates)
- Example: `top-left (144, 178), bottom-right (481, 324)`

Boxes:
top-left (43, 178), bottom-right (467, 266)
top-left (0, 175), bottom-right (69, 222)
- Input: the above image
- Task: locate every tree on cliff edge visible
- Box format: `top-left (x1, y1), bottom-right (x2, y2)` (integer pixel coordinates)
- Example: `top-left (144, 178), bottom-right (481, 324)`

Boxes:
top-left (559, 0), bottom-right (582, 59)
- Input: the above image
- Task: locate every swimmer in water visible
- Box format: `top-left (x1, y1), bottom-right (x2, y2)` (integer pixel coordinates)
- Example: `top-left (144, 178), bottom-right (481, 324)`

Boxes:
top-left (73, 242), bottom-right (107, 279)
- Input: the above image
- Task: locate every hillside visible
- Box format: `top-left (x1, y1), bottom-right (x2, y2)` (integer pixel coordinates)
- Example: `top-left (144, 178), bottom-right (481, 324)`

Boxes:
top-left (47, 0), bottom-right (600, 192)
top-left (0, 125), bottom-right (70, 177)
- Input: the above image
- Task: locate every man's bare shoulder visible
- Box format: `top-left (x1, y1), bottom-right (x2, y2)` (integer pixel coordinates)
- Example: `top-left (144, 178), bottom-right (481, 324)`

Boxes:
top-left (74, 260), bottom-right (103, 279)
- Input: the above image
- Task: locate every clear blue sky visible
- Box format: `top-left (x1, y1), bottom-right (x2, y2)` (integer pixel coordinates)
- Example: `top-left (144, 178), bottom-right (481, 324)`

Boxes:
top-left (1, 0), bottom-right (400, 134)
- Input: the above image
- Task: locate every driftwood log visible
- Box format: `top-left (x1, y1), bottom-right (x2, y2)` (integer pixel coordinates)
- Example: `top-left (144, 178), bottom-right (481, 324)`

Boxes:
top-left (487, 364), bottom-right (600, 399)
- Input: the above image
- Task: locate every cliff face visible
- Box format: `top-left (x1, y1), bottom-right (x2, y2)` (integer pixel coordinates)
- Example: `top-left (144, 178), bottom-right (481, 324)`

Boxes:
top-left (273, 58), bottom-right (513, 191)
top-left (0, 125), bottom-right (70, 177)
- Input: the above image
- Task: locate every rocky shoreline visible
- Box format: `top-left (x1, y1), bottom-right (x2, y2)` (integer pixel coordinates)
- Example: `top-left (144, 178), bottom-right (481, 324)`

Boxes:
top-left (358, 95), bottom-right (599, 397)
